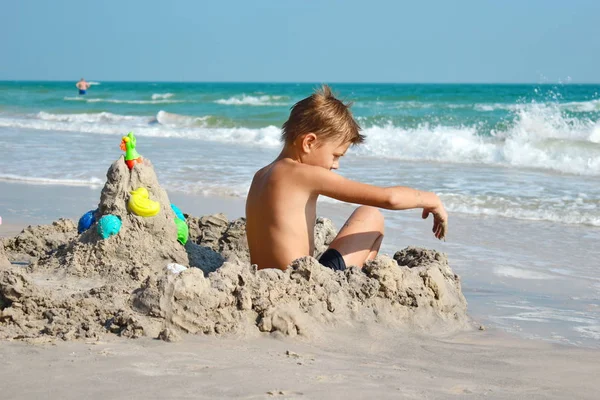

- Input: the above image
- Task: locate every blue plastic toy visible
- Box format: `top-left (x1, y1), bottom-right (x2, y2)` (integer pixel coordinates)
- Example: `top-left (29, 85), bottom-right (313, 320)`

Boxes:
top-left (78, 209), bottom-right (98, 234)
top-left (170, 204), bottom-right (185, 220)
top-left (97, 215), bottom-right (122, 239)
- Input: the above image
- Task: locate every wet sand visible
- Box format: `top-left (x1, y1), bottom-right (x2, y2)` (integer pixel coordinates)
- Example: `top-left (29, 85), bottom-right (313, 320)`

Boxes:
top-left (1, 327), bottom-right (598, 399)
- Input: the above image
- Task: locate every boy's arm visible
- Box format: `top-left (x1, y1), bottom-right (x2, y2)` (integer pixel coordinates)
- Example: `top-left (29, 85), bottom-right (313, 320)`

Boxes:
top-left (304, 166), bottom-right (448, 239)
top-left (308, 167), bottom-right (437, 210)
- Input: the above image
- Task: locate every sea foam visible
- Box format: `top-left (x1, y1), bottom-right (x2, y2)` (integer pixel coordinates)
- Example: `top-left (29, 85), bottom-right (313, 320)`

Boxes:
top-left (2, 101), bottom-right (599, 177)
top-left (214, 94), bottom-right (287, 106)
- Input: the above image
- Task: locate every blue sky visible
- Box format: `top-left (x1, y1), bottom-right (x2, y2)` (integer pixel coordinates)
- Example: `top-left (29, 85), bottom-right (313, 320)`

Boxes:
top-left (1, 0), bottom-right (599, 83)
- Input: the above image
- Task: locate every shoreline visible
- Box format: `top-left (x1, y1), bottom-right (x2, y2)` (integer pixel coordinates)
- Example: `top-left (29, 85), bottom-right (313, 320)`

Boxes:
top-left (0, 180), bottom-right (246, 229)
top-left (2, 179), bottom-right (600, 349)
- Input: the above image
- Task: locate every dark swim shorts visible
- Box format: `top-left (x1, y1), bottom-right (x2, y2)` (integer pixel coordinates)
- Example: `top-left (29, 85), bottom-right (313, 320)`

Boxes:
top-left (319, 248), bottom-right (346, 271)
top-left (79, 89), bottom-right (86, 95)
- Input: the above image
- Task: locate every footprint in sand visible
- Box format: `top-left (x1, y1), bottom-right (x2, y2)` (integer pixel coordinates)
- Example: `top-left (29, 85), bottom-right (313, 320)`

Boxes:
top-left (266, 390), bottom-right (304, 397)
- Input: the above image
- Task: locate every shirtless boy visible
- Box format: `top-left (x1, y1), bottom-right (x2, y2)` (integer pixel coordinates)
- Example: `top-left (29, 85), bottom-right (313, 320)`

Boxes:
top-left (246, 85), bottom-right (448, 271)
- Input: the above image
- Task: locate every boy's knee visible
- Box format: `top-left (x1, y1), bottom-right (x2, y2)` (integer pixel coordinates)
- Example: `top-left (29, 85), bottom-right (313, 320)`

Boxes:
top-left (356, 206), bottom-right (384, 228)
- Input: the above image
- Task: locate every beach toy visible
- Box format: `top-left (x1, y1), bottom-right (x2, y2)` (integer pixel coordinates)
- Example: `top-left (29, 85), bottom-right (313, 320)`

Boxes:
top-left (128, 187), bottom-right (160, 217)
top-left (174, 217), bottom-right (189, 245)
top-left (77, 209), bottom-right (98, 234)
top-left (120, 131), bottom-right (143, 170)
top-left (97, 215), bottom-right (122, 239)
top-left (170, 204), bottom-right (185, 220)
top-left (166, 263), bottom-right (188, 274)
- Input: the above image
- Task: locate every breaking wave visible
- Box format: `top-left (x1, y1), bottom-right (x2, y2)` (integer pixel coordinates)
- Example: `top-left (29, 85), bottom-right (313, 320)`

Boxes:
top-left (214, 95), bottom-right (288, 106)
top-left (1, 103), bottom-right (599, 176)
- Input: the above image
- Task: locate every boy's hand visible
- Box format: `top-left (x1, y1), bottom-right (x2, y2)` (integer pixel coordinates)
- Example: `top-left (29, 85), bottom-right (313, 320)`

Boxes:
top-left (421, 200), bottom-right (448, 241)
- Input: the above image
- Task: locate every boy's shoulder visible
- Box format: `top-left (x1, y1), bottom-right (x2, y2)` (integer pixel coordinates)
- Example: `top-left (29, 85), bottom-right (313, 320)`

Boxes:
top-left (273, 158), bottom-right (327, 178)
top-left (254, 159), bottom-right (326, 187)
top-left (261, 158), bottom-right (310, 174)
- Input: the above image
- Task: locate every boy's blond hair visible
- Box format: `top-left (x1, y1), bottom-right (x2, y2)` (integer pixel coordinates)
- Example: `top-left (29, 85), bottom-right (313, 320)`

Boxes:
top-left (281, 85), bottom-right (364, 146)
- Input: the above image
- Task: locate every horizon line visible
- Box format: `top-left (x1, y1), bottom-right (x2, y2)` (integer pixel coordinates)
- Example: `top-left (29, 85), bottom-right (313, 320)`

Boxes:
top-left (1, 79), bottom-right (599, 85)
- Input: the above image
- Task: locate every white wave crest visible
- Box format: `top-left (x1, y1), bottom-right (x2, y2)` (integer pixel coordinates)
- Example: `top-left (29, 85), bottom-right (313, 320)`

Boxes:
top-left (64, 96), bottom-right (185, 105)
top-left (88, 81), bottom-right (101, 86)
top-left (0, 115), bottom-right (281, 148)
top-left (4, 100), bottom-right (600, 176)
top-left (560, 99), bottom-right (600, 113)
top-left (353, 103), bottom-right (600, 176)
top-left (473, 100), bottom-right (600, 113)
top-left (36, 111), bottom-right (151, 124)
top-left (501, 103), bottom-right (600, 174)
top-left (151, 93), bottom-right (174, 100)
top-left (440, 193), bottom-right (600, 226)
top-left (590, 125), bottom-right (600, 143)
top-left (474, 103), bottom-right (518, 112)
top-left (474, 104), bottom-right (496, 112)
top-left (215, 95), bottom-right (287, 106)
top-left (155, 110), bottom-right (209, 127)
top-left (493, 266), bottom-right (556, 280)
top-left (0, 174), bottom-right (104, 187)
top-left (355, 123), bottom-right (501, 164)
top-left (574, 325), bottom-right (600, 340)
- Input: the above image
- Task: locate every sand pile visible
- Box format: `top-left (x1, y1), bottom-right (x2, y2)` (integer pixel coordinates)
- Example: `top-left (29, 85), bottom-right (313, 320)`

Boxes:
top-left (38, 156), bottom-right (191, 280)
top-left (131, 248), bottom-right (467, 338)
top-left (0, 243), bottom-right (10, 268)
top-left (0, 156), bottom-right (469, 342)
top-left (2, 219), bottom-right (78, 262)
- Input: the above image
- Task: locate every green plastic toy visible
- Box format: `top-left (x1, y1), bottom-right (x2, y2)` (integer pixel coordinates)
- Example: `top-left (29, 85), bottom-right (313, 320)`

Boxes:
top-left (174, 217), bottom-right (189, 245)
top-left (120, 131), bottom-right (143, 170)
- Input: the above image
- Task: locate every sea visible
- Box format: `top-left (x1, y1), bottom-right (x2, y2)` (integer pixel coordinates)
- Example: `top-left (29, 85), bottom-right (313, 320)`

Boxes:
top-left (0, 81), bottom-right (599, 347)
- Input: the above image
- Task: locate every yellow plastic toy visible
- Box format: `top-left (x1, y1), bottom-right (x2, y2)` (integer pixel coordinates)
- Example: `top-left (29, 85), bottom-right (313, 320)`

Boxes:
top-left (128, 187), bottom-right (160, 217)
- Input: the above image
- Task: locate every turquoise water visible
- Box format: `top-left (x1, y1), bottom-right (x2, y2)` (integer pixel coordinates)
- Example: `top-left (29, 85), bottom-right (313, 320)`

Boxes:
top-left (1, 81), bottom-right (599, 224)
top-left (2, 81), bottom-right (599, 132)
top-left (1, 81), bottom-right (599, 347)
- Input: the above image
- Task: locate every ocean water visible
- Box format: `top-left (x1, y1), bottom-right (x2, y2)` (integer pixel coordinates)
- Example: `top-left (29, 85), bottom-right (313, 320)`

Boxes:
top-left (0, 81), bottom-right (599, 346)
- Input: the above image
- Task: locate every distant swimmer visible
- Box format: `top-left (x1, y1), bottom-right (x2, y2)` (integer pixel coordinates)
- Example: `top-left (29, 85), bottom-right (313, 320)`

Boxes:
top-left (76, 78), bottom-right (91, 95)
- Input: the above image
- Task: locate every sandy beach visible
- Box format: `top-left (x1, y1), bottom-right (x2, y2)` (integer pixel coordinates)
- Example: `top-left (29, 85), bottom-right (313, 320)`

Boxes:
top-left (2, 0), bottom-right (599, 396)
top-left (1, 327), bottom-right (599, 399)
top-left (2, 171), bottom-right (600, 399)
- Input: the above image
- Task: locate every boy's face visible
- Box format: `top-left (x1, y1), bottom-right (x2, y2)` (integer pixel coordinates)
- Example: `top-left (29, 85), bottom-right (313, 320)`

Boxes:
top-left (303, 136), bottom-right (351, 170)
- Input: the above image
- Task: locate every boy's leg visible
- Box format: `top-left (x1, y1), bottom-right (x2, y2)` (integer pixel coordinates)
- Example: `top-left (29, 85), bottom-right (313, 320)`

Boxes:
top-left (326, 206), bottom-right (384, 268)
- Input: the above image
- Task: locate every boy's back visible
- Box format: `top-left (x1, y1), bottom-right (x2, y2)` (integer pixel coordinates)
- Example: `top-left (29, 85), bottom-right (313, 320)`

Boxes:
top-left (246, 159), bottom-right (318, 270)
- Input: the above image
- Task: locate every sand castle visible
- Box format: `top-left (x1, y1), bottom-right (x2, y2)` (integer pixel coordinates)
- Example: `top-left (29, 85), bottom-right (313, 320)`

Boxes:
top-left (0, 134), bottom-right (469, 342)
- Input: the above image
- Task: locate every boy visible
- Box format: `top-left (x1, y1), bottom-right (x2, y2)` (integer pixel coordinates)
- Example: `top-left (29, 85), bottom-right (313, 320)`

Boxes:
top-left (245, 85), bottom-right (448, 271)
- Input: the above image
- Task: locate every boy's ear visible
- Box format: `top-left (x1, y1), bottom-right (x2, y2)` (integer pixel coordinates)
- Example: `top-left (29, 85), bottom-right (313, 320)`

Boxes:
top-left (301, 133), bottom-right (318, 153)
